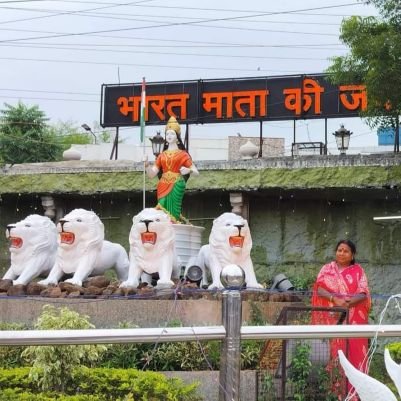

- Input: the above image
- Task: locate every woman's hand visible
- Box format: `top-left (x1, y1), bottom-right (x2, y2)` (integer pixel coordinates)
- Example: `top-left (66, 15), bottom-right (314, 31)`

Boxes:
top-left (332, 296), bottom-right (349, 308)
top-left (345, 293), bottom-right (367, 307)
top-left (180, 166), bottom-right (191, 175)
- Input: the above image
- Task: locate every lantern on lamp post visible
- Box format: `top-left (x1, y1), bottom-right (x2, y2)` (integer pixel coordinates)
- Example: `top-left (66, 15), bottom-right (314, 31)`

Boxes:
top-left (333, 124), bottom-right (352, 155)
top-left (149, 131), bottom-right (165, 157)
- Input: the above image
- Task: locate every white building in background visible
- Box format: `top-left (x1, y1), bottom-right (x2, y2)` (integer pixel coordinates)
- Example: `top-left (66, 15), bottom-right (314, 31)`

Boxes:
top-left (64, 132), bottom-right (394, 161)
top-left (65, 136), bottom-right (285, 162)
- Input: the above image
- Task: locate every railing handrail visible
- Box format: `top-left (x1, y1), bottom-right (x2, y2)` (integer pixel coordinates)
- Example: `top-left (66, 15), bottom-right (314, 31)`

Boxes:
top-left (241, 324), bottom-right (401, 340)
top-left (0, 326), bottom-right (226, 346)
top-left (1, 324), bottom-right (401, 346)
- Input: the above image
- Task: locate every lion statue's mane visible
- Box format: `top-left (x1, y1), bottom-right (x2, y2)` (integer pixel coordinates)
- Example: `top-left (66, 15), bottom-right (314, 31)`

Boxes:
top-left (39, 208), bottom-right (129, 287)
top-left (3, 214), bottom-right (58, 285)
top-left (195, 212), bottom-right (262, 289)
top-left (120, 208), bottom-right (179, 289)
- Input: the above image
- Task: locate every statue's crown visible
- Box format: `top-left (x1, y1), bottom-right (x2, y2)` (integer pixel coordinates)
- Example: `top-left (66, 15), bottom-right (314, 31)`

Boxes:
top-left (165, 116), bottom-right (181, 135)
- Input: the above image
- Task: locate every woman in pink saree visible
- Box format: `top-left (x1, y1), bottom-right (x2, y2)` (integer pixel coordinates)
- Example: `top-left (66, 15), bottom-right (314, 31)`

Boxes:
top-left (312, 239), bottom-right (371, 400)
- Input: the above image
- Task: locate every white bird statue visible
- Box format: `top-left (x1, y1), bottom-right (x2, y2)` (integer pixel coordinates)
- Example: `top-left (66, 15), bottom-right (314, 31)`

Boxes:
top-left (384, 348), bottom-right (401, 397)
top-left (338, 349), bottom-right (400, 401)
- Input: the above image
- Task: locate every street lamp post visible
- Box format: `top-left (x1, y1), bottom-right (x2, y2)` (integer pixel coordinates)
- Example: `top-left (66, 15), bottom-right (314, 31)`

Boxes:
top-left (332, 124), bottom-right (352, 155)
top-left (81, 124), bottom-right (97, 144)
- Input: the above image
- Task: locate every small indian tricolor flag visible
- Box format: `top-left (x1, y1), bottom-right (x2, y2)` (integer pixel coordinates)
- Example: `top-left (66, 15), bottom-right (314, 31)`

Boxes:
top-left (140, 77), bottom-right (146, 143)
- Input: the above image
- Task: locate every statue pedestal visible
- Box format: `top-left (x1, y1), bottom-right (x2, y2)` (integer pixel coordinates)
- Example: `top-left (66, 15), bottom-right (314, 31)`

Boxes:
top-left (173, 224), bottom-right (204, 268)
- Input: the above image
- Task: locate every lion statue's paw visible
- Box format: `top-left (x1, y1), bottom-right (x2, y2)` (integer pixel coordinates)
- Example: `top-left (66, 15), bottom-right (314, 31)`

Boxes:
top-left (37, 278), bottom-right (57, 286)
top-left (155, 280), bottom-right (175, 289)
top-left (64, 278), bottom-right (83, 287)
top-left (208, 282), bottom-right (224, 290)
top-left (119, 280), bottom-right (139, 289)
top-left (247, 283), bottom-right (264, 289)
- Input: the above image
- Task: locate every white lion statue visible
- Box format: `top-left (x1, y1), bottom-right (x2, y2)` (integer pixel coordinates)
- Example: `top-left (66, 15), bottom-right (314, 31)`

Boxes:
top-left (194, 212), bottom-right (263, 289)
top-left (120, 208), bottom-right (179, 289)
top-left (3, 214), bottom-right (58, 285)
top-left (38, 208), bottom-right (129, 287)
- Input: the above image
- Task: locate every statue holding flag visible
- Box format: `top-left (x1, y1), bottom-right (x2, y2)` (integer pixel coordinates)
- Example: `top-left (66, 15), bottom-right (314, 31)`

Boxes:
top-left (145, 116), bottom-right (199, 223)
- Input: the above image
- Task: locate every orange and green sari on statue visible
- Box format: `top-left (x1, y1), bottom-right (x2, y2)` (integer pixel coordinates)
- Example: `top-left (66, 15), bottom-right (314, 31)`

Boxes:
top-left (155, 149), bottom-right (194, 223)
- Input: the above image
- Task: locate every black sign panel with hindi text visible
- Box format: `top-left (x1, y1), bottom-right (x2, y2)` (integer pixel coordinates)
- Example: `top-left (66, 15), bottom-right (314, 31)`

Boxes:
top-left (100, 74), bottom-right (366, 127)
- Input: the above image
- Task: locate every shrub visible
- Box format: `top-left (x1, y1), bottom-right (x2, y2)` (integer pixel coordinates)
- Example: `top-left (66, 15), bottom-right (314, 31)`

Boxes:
top-left (72, 367), bottom-right (202, 401)
top-left (0, 366), bottom-right (202, 401)
top-left (0, 322), bottom-right (29, 368)
top-left (0, 367), bottom-right (32, 390)
top-left (140, 341), bottom-right (210, 371)
top-left (387, 342), bottom-right (401, 363)
top-left (22, 305), bottom-right (107, 392)
top-left (0, 388), bottom-right (101, 400)
top-left (99, 317), bottom-right (261, 371)
top-left (288, 341), bottom-right (312, 401)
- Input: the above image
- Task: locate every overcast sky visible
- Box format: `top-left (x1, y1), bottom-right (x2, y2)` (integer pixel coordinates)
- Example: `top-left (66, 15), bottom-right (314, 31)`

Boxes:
top-left (0, 0), bottom-right (382, 153)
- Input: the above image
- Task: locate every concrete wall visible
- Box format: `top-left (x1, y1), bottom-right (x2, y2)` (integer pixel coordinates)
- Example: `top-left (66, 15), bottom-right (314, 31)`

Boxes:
top-left (163, 370), bottom-right (257, 401)
top-left (0, 297), bottom-right (290, 328)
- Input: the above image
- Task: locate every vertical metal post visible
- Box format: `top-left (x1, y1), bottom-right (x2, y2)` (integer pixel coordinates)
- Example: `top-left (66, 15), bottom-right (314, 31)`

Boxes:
top-left (259, 120), bottom-right (263, 157)
top-left (280, 309), bottom-right (289, 401)
top-left (109, 126), bottom-right (119, 160)
top-left (219, 292), bottom-right (228, 401)
top-left (293, 120), bottom-right (296, 144)
top-left (219, 290), bottom-right (242, 401)
top-left (324, 118), bottom-right (328, 155)
top-left (184, 123), bottom-right (189, 151)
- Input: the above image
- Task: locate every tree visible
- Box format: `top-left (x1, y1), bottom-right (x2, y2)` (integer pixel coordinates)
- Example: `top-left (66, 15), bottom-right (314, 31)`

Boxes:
top-left (326, 0), bottom-right (401, 150)
top-left (0, 102), bottom-right (122, 164)
top-left (50, 120), bottom-right (119, 151)
top-left (0, 102), bottom-right (63, 164)
top-left (365, 0), bottom-right (401, 25)
top-left (49, 120), bottom-right (92, 155)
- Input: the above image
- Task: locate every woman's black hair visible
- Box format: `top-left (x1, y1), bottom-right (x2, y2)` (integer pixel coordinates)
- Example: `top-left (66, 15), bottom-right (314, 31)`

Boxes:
top-left (335, 239), bottom-right (356, 264)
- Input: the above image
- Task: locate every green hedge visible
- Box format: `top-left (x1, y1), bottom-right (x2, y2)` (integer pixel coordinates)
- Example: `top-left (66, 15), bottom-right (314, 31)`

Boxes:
top-left (0, 389), bottom-right (100, 401)
top-left (0, 367), bottom-right (202, 401)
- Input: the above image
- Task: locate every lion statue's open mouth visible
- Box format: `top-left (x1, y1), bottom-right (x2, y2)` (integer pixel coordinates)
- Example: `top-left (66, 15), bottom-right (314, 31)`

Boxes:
top-left (141, 231), bottom-right (157, 245)
top-left (229, 235), bottom-right (244, 248)
top-left (9, 236), bottom-right (23, 248)
top-left (60, 232), bottom-right (75, 244)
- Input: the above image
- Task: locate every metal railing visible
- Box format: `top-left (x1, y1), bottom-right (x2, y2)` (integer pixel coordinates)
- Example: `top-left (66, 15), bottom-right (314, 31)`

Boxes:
top-left (1, 288), bottom-right (401, 401)
top-left (1, 324), bottom-right (401, 346)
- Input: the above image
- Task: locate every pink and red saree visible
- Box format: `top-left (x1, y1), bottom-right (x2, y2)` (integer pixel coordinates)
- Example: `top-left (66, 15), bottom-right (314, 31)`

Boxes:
top-left (312, 261), bottom-right (371, 399)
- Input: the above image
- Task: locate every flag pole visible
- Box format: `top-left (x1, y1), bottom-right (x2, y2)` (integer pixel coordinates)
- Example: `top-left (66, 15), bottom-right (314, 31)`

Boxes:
top-left (140, 77), bottom-right (146, 210)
